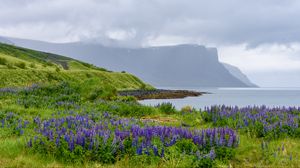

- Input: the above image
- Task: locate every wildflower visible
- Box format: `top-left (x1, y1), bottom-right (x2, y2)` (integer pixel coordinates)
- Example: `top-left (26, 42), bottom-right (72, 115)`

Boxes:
top-left (161, 147), bottom-right (165, 158)
top-left (209, 149), bottom-right (216, 160)
top-left (152, 145), bottom-right (159, 156)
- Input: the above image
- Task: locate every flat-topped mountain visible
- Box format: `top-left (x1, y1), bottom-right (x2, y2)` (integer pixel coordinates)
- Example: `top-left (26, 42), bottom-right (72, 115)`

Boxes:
top-left (1, 36), bottom-right (257, 87)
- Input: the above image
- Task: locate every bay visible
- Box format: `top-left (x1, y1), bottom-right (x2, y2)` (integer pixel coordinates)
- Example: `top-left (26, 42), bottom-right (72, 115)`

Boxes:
top-left (139, 87), bottom-right (300, 110)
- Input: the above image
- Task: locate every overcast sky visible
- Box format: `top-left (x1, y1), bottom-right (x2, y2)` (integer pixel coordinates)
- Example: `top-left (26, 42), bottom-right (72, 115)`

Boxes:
top-left (1, 0), bottom-right (300, 87)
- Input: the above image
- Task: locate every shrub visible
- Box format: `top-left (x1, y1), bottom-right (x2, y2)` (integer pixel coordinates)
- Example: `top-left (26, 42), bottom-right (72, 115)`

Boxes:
top-left (215, 147), bottom-right (236, 162)
top-left (15, 62), bottom-right (26, 69)
top-left (118, 96), bottom-right (137, 102)
top-left (55, 67), bottom-right (61, 72)
top-left (156, 102), bottom-right (177, 114)
top-left (140, 83), bottom-right (146, 90)
top-left (46, 61), bottom-right (54, 66)
top-left (85, 73), bottom-right (92, 78)
top-left (0, 57), bottom-right (7, 65)
top-left (181, 106), bottom-right (193, 113)
top-left (6, 63), bottom-right (14, 69)
top-left (194, 158), bottom-right (214, 168)
top-left (29, 63), bottom-right (36, 68)
top-left (175, 139), bottom-right (198, 153)
top-left (88, 86), bottom-right (117, 101)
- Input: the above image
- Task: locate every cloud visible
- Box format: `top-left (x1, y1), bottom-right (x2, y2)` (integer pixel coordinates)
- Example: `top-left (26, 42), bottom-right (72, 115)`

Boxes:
top-left (219, 43), bottom-right (300, 72)
top-left (1, 0), bottom-right (300, 86)
top-left (219, 43), bottom-right (300, 87)
top-left (0, 0), bottom-right (300, 46)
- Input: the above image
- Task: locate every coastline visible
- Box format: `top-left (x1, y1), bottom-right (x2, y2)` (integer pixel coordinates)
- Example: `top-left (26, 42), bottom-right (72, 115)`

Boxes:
top-left (118, 89), bottom-right (205, 100)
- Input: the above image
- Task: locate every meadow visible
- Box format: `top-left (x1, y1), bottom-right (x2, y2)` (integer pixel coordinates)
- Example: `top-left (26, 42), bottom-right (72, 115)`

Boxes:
top-left (0, 82), bottom-right (299, 168)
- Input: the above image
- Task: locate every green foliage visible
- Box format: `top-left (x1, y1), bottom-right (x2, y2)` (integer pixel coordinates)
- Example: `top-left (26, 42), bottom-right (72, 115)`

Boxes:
top-left (15, 62), bottom-right (26, 69)
top-left (46, 61), bottom-right (54, 66)
top-left (30, 135), bottom-right (118, 164)
top-left (181, 106), bottom-right (193, 113)
top-left (6, 63), bottom-right (14, 69)
top-left (156, 102), bottom-right (177, 114)
top-left (0, 112), bottom-right (28, 137)
top-left (175, 139), bottom-right (198, 153)
top-left (194, 158), bottom-right (214, 168)
top-left (0, 57), bottom-right (7, 65)
top-left (55, 67), bottom-right (61, 72)
top-left (79, 62), bottom-right (108, 71)
top-left (140, 83), bottom-right (146, 89)
top-left (16, 82), bottom-right (81, 109)
top-left (215, 147), bottom-right (235, 162)
top-left (29, 63), bottom-right (36, 68)
top-left (181, 112), bottom-right (202, 127)
top-left (87, 85), bottom-right (117, 101)
top-left (118, 96), bottom-right (137, 102)
top-left (94, 101), bottom-right (156, 117)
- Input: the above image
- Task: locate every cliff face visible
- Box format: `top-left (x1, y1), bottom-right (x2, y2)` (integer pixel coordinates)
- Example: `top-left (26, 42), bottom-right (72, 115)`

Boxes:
top-left (222, 63), bottom-right (258, 87)
top-left (1, 36), bottom-right (256, 87)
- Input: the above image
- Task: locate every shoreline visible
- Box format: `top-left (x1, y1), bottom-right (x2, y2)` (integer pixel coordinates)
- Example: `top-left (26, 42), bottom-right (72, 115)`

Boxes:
top-left (118, 89), bottom-right (206, 100)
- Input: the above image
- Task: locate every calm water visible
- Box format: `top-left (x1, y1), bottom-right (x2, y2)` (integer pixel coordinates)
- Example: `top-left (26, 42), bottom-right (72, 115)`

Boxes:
top-left (139, 87), bottom-right (300, 110)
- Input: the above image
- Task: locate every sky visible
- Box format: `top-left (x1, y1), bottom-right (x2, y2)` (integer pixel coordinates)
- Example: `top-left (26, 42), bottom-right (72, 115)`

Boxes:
top-left (0, 0), bottom-right (300, 87)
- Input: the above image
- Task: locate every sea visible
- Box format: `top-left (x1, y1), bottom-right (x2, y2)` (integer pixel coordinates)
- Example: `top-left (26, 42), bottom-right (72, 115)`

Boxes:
top-left (139, 87), bottom-right (300, 110)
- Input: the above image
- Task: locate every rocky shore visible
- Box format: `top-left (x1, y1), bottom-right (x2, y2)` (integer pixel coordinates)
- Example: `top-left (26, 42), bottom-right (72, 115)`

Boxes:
top-left (118, 89), bottom-right (205, 100)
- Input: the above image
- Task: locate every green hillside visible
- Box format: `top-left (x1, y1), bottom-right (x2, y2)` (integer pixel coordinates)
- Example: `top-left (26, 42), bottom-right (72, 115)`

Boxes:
top-left (0, 42), bottom-right (151, 90)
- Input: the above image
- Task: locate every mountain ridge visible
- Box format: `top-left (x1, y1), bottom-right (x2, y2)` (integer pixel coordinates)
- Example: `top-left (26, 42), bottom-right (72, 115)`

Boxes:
top-left (0, 36), bottom-right (257, 87)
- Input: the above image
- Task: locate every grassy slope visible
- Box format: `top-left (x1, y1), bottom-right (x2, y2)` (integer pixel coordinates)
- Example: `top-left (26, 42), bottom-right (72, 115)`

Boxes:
top-left (0, 43), bottom-right (151, 90)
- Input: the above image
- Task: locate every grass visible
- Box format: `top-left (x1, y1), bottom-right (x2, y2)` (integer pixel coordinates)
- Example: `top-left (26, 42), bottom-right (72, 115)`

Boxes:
top-left (0, 42), bottom-right (151, 90)
top-left (231, 135), bottom-right (300, 167)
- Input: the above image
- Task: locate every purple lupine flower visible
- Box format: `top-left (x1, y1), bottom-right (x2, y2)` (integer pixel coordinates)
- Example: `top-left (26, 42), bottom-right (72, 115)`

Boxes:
top-left (227, 135), bottom-right (233, 147)
top-left (209, 149), bottom-right (216, 160)
top-left (145, 148), bottom-right (150, 156)
top-left (152, 145), bottom-right (159, 156)
top-left (20, 129), bottom-right (24, 135)
top-left (161, 147), bottom-right (165, 158)
top-left (1, 119), bottom-right (5, 128)
top-left (55, 137), bottom-right (60, 146)
top-left (136, 145), bottom-right (143, 155)
top-left (27, 138), bottom-right (32, 147)
top-left (89, 139), bottom-right (94, 150)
